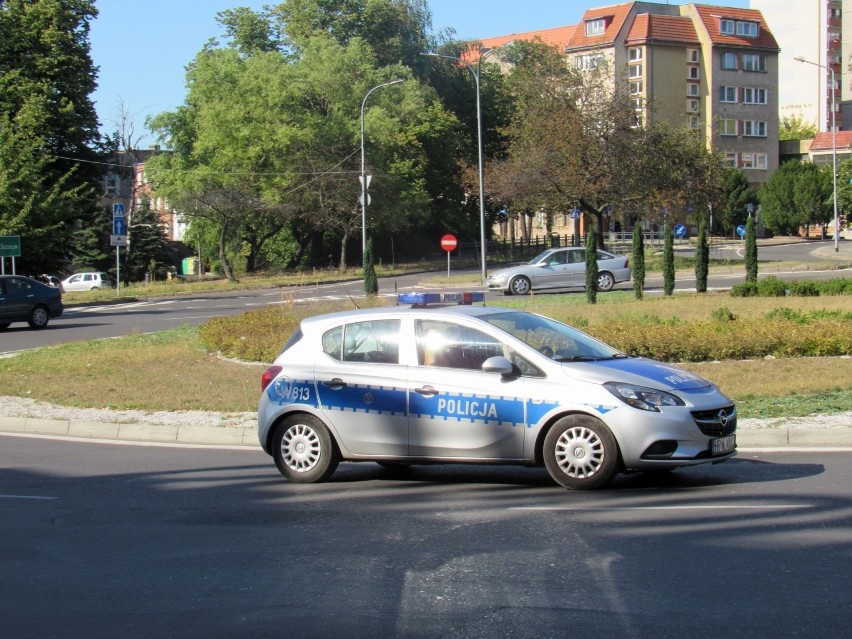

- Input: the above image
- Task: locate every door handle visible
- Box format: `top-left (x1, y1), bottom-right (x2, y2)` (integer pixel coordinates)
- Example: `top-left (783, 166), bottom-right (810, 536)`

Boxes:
top-left (414, 386), bottom-right (439, 396)
top-left (321, 378), bottom-right (347, 390)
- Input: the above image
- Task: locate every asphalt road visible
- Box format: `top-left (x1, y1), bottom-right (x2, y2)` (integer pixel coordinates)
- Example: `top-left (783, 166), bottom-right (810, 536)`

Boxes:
top-left (1, 435), bottom-right (849, 638)
top-left (1, 240), bottom-right (849, 355)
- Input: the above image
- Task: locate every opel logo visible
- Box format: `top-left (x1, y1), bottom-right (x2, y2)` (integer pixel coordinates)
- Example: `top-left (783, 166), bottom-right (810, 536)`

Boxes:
top-left (717, 409), bottom-right (729, 427)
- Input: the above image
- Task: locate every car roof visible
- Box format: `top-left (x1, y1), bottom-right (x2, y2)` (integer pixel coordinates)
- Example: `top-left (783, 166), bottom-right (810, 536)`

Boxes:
top-left (299, 301), bottom-right (516, 330)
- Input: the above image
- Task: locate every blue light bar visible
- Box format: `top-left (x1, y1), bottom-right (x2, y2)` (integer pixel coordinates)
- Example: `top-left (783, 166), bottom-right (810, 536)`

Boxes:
top-left (398, 292), bottom-right (484, 306)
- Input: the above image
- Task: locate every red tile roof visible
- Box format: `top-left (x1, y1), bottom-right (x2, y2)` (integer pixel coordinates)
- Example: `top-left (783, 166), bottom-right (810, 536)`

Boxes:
top-left (691, 4), bottom-right (779, 50)
top-left (568, 2), bottom-right (635, 49)
top-left (476, 24), bottom-right (577, 53)
top-left (810, 131), bottom-right (852, 152)
top-left (627, 13), bottom-right (699, 45)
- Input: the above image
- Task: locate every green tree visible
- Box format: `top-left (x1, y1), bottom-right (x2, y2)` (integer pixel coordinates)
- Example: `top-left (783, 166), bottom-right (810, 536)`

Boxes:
top-left (363, 237), bottom-right (378, 295)
top-left (744, 214), bottom-right (758, 283)
top-left (126, 198), bottom-right (170, 282)
top-left (695, 219), bottom-right (709, 293)
top-left (779, 113), bottom-right (818, 141)
top-left (760, 161), bottom-right (806, 235)
top-left (719, 168), bottom-right (758, 236)
top-left (631, 223), bottom-right (644, 299)
top-left (663, 223), bottom-right (675, 296)
top-left (794, 163), bottom-right (832, 238)
top-left (585, 227), bottom-right (598, 304)
top-left (0, 0), bottom-right (102, 274)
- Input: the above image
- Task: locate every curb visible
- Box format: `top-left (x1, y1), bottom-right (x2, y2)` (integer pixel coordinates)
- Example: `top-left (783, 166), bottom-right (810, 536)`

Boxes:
top-left (1, 416), bottom-right (851, 448)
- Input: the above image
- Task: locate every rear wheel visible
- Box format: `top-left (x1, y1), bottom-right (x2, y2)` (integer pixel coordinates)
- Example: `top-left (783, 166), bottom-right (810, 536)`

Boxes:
top-left (28, 305), bottom-right (50, 329)
top-left (543, 415), bottom-right (618, 489)
top-left (596, 271), bottom-right (615, 292)
top-left (508, 275), bottom-right (531, 295)
top-left (272, 414), bottom-right (339, 483)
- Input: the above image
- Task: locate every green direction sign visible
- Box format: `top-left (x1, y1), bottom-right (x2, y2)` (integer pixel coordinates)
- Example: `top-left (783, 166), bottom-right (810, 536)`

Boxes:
top-left (0, 235), bottom-right (21, 257)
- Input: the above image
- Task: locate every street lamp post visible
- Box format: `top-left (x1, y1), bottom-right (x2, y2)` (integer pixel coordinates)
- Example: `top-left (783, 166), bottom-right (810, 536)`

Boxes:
top-left (360, 79), bottom-right (404, 265)
top-left (794, 56), bottom-right (840, 252)
top-left (421, 48), bottom-right (493, 284)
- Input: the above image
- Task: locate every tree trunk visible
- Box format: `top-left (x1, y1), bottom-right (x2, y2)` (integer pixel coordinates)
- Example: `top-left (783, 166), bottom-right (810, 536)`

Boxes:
top-left (339, 231), bottom-right (349, 273)
top-left (218, 223), bottom-right (237, 282)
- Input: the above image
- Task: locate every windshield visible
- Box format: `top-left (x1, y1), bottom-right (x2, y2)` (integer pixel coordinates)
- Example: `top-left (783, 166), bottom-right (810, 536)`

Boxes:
top-left (481, 311), bottom-right (625, 362)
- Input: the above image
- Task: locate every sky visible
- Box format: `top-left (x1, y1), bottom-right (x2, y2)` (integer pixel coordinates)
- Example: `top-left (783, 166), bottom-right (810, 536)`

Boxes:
top-left (89, 0), bottom-right (749, 144)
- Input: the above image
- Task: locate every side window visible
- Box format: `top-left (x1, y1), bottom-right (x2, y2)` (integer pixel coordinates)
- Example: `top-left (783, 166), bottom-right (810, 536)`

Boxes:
top-left (322, 326), bottom-right (343, 361)
top-left (342, 319), bottom-right (400, 364)
top-left (416, 320), bottom-right (505, 370)
top-left (69, 275), bottom-right (81, 283)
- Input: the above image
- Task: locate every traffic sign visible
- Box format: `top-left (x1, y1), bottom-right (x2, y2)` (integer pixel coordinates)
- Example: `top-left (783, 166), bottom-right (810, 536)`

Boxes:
top-left (111, 234), bottom-right (128, 247)
top-left (736, 224), bottom-right (746, 237)
top-left (569, 208), bottom-right (581, 219)
top-left (674, 224), bottom-right (687, 238)
top-left (0, 235), bottom-right (21, 257)
top-left (113, 203), bottom-right (125, 219)
top-left (113, 217), bottom-right (126, 236)
top-left (440, 234), bottom-right (458, 251)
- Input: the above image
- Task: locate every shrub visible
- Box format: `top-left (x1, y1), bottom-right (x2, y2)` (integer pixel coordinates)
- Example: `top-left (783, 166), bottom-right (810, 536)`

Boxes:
top-left (712, 307), bottom-right (737, 322)
top-left (730, 282), bottom-right (758, 297)
top-left (787, 280), bottom-right (820, 297)
top-left (756, 276), bottom-right (787, 297)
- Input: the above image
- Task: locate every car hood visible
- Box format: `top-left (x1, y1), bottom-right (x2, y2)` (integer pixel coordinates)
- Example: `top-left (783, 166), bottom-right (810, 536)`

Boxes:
top-left (487, 264), bottom-right (534, 279)
top-left (561, 357), bottom-right (713, 391)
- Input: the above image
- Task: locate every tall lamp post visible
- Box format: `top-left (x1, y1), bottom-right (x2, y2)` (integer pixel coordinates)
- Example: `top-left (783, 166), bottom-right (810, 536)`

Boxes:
top-left (361, 79), bottom-right (404, 265)
top-left (794, 56), bottom-right (840, 252)
top-left (422, 48), bottom-right (494, 284)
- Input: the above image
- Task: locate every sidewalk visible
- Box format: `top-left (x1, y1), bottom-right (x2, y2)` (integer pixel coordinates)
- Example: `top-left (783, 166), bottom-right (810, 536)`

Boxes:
top-left (1, 415), bottom-right (850, 449)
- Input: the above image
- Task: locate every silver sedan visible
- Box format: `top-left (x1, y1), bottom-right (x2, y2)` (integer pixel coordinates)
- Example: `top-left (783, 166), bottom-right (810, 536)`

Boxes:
top-left (487, 247), bottom-right (630, 295)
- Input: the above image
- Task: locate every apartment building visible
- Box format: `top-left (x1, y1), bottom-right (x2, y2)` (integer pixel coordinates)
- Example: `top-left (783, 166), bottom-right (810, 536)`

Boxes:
top-left (750, 0), bottom-right (843, 132)
top-left (480, 1), bottom-right (780, 183)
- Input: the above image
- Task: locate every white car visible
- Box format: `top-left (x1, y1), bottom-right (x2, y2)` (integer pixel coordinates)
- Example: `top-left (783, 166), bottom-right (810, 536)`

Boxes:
top-left (60, 272), bottom-right (112, 292)
top-left (257, 293), bottom-right (736, 490)
top-left (487, 247), bottom-right (630, 295)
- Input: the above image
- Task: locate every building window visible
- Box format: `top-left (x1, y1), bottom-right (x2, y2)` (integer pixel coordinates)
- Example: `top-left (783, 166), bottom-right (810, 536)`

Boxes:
top-left (742, 120), bottom-right (767, 137)
top-left (742, 152), bottom-right (768, 169)
top-left (687, 83), bottom-right (700, 96)
top-left (687, 48), bottom-right (699, 63)
top-left (720, 119), bottom-right (738, 136)
top-left (742, 54), bottom-right (766, 72)
top-left (720, 86), bottom-right (738, 102)
top-left (721, 52), bottom-right (737, 70)
top-left (628, 64), bottom-right (643, 78)
top-left (632, 97), bottom-right (644, 111)
top-left (105, 175), bottom-right (118, 195)
top-left (687, 99), bottom-right (700, 113)
top-left (742, 87), bottom-right (768, 104)
top-left (724, 152), bottom-right (738, 167)
top-left (688, 66), bottom-right (700, 80)
top-left (628, 47), bottom-right (642, 61)
top-left (585, 19), bottom-right (605, 36)
top-left (630, 81), bottom-right (643, 95)
top-left (689, 115), bottom-right (700, 129)
top-left (720, 19), bottom-right (735, 34)
top-left (830, 7), bottom-right (841, 19)
top-left (736, 21), bottom-right (759, 37)
top-left (576, 53), bottom-right (604, 70)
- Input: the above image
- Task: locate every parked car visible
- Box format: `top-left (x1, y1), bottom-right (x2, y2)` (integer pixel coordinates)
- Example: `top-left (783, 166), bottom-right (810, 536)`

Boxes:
top-left (486, 247), bottom-right (630, 295)
top-left (257, 292), bottom-right (736, 490)
top-left (0, 275), bottom-right (64, 330)
top-left (60, 271), bottom-right (112, 292)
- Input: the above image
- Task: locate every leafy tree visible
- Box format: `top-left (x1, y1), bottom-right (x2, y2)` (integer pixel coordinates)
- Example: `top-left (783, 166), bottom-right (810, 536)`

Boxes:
top-left (695, 219), bottom-right (709, 293)
top-left (779, 113), bottom-right (818, 141)
top-left (719, 168), bottom-right (758, 236)
top-left (744, 214), bottom-right (757, 283)
top-left (363, 237), bottom-right (378, 295)
top-left (631, 223), bottom-right (644, 299)
top-left (795, 163), bottom-right (832, 237)
top-left (0, 0), bottom-right (102, 274)
top-left (760, 161), bottom-right (806, 235)
top-left (663, 223), bottom-right (675, 296)
top-left (585, 227), bottom-right (598, 304)
top-left (126, 198), bottom-right (170, 282)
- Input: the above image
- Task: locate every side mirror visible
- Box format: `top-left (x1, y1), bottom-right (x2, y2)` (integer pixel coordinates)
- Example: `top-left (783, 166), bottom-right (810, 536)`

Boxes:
top-left (482, 356), bottom-right (514, 375)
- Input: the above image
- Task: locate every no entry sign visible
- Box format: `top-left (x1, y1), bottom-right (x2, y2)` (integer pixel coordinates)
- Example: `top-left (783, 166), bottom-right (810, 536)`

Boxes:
top-left (440, 234), bottom-right (458, 251)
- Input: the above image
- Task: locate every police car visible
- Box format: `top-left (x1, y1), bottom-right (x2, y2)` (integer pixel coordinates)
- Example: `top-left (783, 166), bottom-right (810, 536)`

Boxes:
top-left (258, 293), bottom-right (736, 490)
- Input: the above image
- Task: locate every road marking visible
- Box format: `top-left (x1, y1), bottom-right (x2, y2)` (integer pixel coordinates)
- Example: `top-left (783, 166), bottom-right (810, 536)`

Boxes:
top-left (510, 504), bottom-right (813, 511)
top-left (0, 494), bottom-right (57, 501)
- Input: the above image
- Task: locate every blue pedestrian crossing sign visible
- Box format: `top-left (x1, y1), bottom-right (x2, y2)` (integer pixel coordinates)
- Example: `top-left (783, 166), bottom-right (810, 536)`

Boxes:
top-left (113, 203), bottom-right (125, 218)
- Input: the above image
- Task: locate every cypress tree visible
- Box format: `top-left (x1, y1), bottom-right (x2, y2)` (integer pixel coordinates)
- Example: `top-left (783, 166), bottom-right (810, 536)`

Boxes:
top-left (363, 237), bottom-right (378, 295)
top-left (695, 219), bottom-right (709, 293)
top-left (745, 215), bottom-right (758, 283)
top-left (663, 223), bottom-right (675, 296)
top-left (631, 223), bottom-right (645, 299)
top-left (585, 227), bottom-right (598, 304)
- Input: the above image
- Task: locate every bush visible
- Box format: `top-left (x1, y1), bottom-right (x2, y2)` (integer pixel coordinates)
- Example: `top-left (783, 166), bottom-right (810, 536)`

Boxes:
top-left (756, 276), bottom-right (787, 297)
top-left (787, 280), bottom-right (820, 297)
top-left (730, 282), bottom-right (758, 297)
top-left (711, 307), bottom-right (737, 322)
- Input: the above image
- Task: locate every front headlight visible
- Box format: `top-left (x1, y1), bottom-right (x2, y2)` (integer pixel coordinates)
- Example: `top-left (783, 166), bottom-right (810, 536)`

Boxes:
top-left (488, 272), bottom-right (508, 284)
top-left (604, 382), bottom-right (685, 412)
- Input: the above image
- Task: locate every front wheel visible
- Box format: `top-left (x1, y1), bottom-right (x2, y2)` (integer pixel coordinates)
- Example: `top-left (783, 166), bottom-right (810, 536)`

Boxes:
top-left (543, 415), bottom-right (619, 489)
top-left (28, 305), bottom-right (50, 329)
top-left (272, 414), bottom-right (339, 483)
top-left (508, 275), bottom-right (531, 295)
top-left (596, 271), bottom-right (615, 292)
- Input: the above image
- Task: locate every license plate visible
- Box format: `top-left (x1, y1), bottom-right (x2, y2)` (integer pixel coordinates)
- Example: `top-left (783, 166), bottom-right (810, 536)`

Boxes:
top-left (711, 434), bottom-right (736, 455)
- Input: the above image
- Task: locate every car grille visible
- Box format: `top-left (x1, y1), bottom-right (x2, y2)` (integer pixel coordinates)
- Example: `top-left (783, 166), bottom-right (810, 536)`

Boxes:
top-left (691, 405), bottom-right (737, 437)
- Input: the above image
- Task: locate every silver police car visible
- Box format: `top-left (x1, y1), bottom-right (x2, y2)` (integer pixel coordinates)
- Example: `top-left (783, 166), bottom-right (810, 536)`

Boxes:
top-left (258, 293), bottom-right (736, 490)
